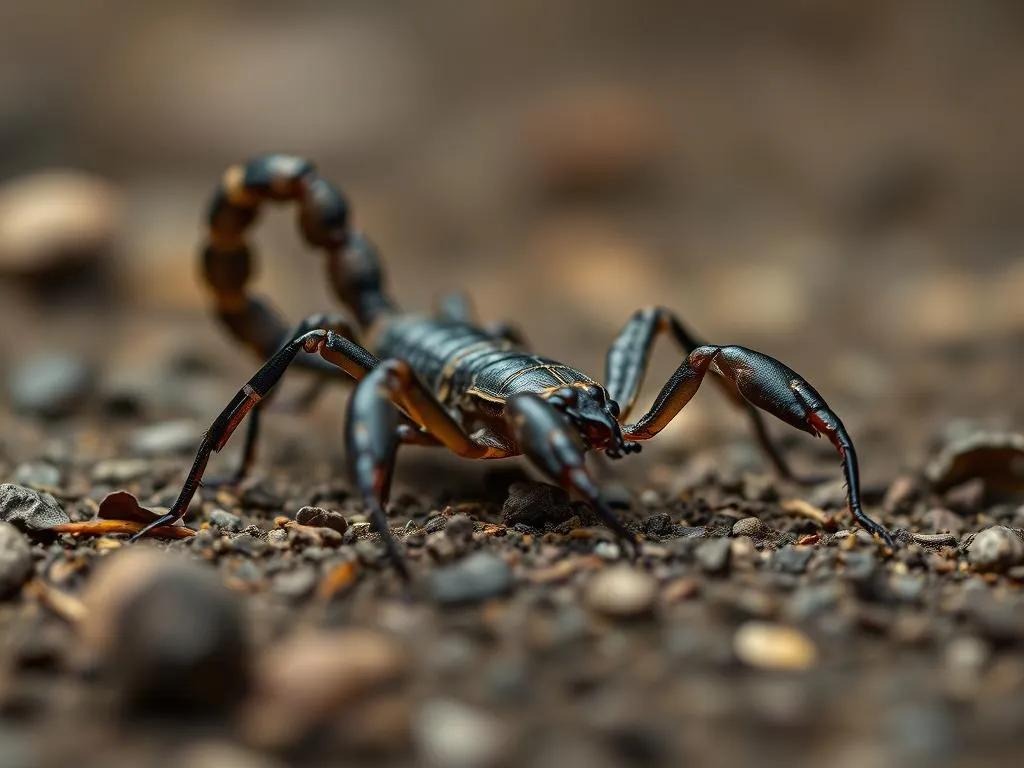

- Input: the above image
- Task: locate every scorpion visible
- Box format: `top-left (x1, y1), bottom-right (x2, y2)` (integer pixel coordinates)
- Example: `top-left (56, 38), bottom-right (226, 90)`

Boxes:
top-left (132, 154), bottom-right (894, 578)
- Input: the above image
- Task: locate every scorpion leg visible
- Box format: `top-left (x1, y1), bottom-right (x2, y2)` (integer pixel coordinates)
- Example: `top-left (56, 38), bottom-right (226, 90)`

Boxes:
top-left (605, 307), bottom-right (826, 484)
top-left (346, 360), bottom-right (510, 579)
top-left (129, 330), bottom-right (379, 541)
top-left (620, 344), bottom-right (893, 547)
top-left (201, 313), bottom-right (360, 490)
top-left (507, 393), bottom-right (639, 556)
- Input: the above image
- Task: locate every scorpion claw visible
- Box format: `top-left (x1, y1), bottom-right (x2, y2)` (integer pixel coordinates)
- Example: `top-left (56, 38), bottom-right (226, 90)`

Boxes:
top-left (709, 346), bottom-right (893, 544)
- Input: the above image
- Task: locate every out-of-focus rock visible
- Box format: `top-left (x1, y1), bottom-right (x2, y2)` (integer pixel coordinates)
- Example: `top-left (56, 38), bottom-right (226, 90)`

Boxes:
top-left (81, 548), bottom-right (249, 718)
top-left (8, 354), bottom-right (93, 419)
top-left (965, 526), bottom-right (1024, 573)
top-left (925, 430), bottom-right (1024, 495)
top-left (523, 85), bottom-right (666, 199)
top-left (585, 566), bottom-right (657, 619)
top-left (0, 170), bottom-right (120, 277)
top-left (242, 628), bottom-right (410, 750)
top-left (0, 484), bottom-right (69, 531)
top-left (0, 523), bottom-right (33, 598)
top-left (129, 419), bottom-right (201, 456)
top-left (733, 621), bottom-right (818, 671)
top-left (413, 698), bottom-right (511, 768)
top-left (429, 552), bottom-right (514, 605)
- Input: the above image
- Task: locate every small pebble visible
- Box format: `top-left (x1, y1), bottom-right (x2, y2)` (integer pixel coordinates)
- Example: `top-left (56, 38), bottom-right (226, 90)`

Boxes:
top-left (295, 506), bottom-right (348, 535)
top-left (8, 354), bottom-right (92, 418)
top-left (445, 513), bottom-right (475, 543)
top-left (593, 541), bottom-right (621, 561)
top-left (733, 621), bottom-right (818, 671)
top-left (771, 545), bottom-right (813, 575)
top-left (0, 523), bottom-right (33, 598)
top-left (11, 462), bottom-right (61, 489)
top-left (966, 526), bottom-right (1024, 573)
top-left (130, 419), bottom-right (200, 456)
top-left (91, 458), bottom-right (152, 484)
top-left (430, 552), bottom-right (513, 605)
top-left (208, 508), bottom-right (243, 533)
top-left (696, 538), bottom-right (732, 575)
top-left (0, 483), bottom-right (69, 531)
top-left (413, 698), bottom-right (510, 768)
top-left (732, 517), bottom-right (766, 538)
top-left (585, 566), bottom-right (657, 619)
top-left (272, 567), bottom-right (319, 600)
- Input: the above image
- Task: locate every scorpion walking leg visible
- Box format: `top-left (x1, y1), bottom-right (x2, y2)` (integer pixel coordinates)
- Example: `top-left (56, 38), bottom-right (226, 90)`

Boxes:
top-left (506, 393), bottom-right (639, 556)
top-left (130, 330), bottom-right (378, 541)
top-left (201, 314), bottom-right (360, 489)
top-left (605, 307), bottom-right (824, 484)
top-left (346, 360), bottom-right (508, 579)
top-left (619, 344), bottom-right (893, 546)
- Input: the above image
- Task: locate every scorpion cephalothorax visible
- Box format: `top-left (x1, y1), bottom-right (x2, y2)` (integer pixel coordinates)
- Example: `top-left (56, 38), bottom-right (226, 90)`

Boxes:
top-left (133, 154), bottom-right (894, 579)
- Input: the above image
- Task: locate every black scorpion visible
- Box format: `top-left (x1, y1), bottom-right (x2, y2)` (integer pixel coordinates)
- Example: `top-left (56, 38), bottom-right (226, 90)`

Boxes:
top-left (132, 154), bottom-right (894, 578)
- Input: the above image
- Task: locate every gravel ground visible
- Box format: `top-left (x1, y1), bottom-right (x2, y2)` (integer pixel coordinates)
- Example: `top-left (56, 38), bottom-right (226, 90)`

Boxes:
top-left (1, 373), bottom-right (1024, 767)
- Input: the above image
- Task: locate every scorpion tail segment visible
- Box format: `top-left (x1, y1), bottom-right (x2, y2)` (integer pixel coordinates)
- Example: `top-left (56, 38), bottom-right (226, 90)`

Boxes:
top-left (344, 367), bottom-right (410, 581)
top-left (706, 346), bottom-right (894, 547)
top-left (507, 394), bottom-right (640, 556)
top-left (326, 233), bottom-right (396, 328)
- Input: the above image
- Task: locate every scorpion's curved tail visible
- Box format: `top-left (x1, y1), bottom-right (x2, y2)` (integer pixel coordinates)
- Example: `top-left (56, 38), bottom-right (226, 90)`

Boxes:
top-left (201, 154), bottom-right (396, 357)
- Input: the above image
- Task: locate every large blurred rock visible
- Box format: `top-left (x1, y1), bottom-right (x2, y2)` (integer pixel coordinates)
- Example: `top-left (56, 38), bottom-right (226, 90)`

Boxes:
top-left (81, 549), bottom-right (250, 719)
top-left (0, 170), bottom-right (120, 278)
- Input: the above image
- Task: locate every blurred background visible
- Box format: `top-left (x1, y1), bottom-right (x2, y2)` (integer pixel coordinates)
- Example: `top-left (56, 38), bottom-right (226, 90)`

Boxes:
top-left (2, 0), bottom-right (1024, 469)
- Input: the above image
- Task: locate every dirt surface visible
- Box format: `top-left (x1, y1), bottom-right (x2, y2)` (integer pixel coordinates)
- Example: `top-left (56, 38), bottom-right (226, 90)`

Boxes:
top-left (3, 2), bottom-right (1024, 767)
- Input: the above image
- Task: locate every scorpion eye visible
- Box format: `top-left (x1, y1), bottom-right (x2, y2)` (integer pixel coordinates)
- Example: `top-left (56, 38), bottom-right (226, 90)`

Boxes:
top-left (607, 400), bottom-right (620, 419)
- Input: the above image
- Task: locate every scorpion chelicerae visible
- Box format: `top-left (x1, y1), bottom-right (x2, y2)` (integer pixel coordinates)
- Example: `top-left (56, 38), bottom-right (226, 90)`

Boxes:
top-left (132, 154), bottom-right (893, 578)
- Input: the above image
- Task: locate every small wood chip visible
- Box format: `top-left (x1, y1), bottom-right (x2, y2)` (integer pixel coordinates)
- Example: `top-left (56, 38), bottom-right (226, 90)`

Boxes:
top-left (52, 520), bottom-right (195, 538)
top-left (780, 499), bottom-right (830, 526)
top-left (318, 560), bottom-right (360, 600)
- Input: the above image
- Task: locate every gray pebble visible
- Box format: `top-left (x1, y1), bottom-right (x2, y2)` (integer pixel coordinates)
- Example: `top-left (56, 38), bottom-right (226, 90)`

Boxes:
top-left (91, 458), bottom-right (152, 484)
top-left (889, 574), bottom-right (926, 604)
top-left (130, 420), bottom-right (201, 456)
top-left (0, 523), bottom-right (33, 598)
top-left (771, 545), bottom-right (813, 575)
top-left (966, 526), bottom-right (1024, 572)
top-left (11, 462), bottom-right (61, 489)
top-left (0, 483), bottom-right (69, 531)
top-left (8, 354), bottom-right (92, 418)
top-left (732, 517), bottom-right (766, 538)
top-left (295, 505), bottom-right (348, 535)
top-left (413, 698), bottom-right (510, 768)
top-left (696, 538), bottom-right (732, 575)
top-left (785, 584), bottom-right (843, 622)
top-left (208, 508), bottom-right (243, 533)
top-left (429, 552), bottom-right (514, 605)
top-left (445, 513), bottom-right (475, 543)
top-left (272, 567), bottom-right (319, 600)
top-left (594, 541), bottom-right (621, 561)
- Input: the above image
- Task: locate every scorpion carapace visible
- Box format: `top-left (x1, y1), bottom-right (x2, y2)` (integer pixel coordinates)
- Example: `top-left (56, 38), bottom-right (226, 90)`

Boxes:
top-left (132, 153), bottom-right (894, 579)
